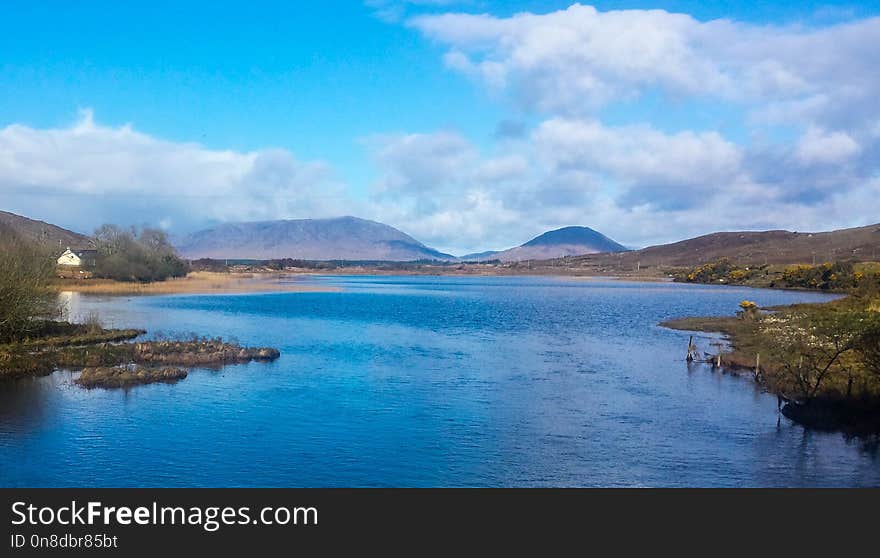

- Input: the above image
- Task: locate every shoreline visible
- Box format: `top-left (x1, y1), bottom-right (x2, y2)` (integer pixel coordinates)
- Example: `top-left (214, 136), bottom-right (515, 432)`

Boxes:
top-left (661, 301), bottom-right (880, 436)
top-left (51, 271), bottom-right (340, 296)
top-left (54, 269), bottom-right (848, 298)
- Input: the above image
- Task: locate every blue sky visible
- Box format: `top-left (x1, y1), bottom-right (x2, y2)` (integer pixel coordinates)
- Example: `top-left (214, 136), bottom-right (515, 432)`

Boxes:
top-left (2, 1), bottom-right (502, 192)
top-left (2, 1), bottom-right (879, 253)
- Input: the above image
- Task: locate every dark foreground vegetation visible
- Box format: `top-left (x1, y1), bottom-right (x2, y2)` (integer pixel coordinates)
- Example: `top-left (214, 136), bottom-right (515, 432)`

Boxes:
top-left (0, 231), bottom-right (278, 389)
top-left (663, 283), bottom-right (880, 434)
top-left (0, 223), bottom-right (58, 343)
top-left (0, 321), bottom-right (144, 379)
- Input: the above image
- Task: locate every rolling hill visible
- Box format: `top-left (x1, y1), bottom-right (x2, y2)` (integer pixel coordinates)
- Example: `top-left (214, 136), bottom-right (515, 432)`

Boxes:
top-left (176, 216), bottom-right (456, 261)
top-left (462, 226), bottom-right (628, 261)
top-left (0, 210), bottom-right (91, 252)
top-left (558, 222), bottom-right (880, 273)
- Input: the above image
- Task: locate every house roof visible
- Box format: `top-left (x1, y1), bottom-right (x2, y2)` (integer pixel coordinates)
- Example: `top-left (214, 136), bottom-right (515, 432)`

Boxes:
top-left (59, 247), bottom-right (97, 257)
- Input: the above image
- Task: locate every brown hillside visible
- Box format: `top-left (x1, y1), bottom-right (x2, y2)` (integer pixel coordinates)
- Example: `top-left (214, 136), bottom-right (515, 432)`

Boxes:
top-left (0, 210), bottom-right (92, 253)
top-left (555, 222), bottom-right (880, 273)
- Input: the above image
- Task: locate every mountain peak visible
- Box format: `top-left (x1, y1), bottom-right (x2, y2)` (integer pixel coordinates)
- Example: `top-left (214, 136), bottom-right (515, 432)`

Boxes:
top-left (522, 226), bottom-right (625, 251)
top-left (462, 225), bottom-right (628, 261)
top-left (176, 216), bottom-right (453, 261)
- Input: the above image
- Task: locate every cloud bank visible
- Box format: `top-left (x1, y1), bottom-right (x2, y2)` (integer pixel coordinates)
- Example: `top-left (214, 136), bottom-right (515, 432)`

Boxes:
top-left (0, 110), bottom-right (348, 236)
top-left (410, 4), bottom-right (880, 124)
top-left (374, 3), bottom-right (879, 250)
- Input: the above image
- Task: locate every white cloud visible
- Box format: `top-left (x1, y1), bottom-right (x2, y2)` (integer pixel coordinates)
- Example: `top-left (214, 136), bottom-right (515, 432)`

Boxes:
top-left (795, 127), bottom-right (861, 165)
top-left (3, 110), bottom-right (875, 256)
top-left (363, 113), bottom-right (879, 253)
top-left (474, 154), bottom-right (530, 183)
top-left (391, 4), bottom-right (880, 250)
top-left (532, 118), bottom-right (744, 208)
top-left (0, 110), bottom-right (348, 234)
top-left (368, 131), bottom-right (476, 199)
top-left (410, 4), bottom-right (880, 127)
top-left (364, 130), bottom-right (534, 253)
top-left (363, 124), bottom-right (739, 251)
top-left (411, 6), bottom-right (726, 111)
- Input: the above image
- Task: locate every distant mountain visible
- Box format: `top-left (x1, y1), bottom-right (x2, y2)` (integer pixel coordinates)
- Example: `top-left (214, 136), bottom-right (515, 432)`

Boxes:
top-left (463, 226), bottom-right (628, 261)
top-left (0, 210), bottom-right (91, 253)
top-left (176, 216), bottom-right (455, 261)
top-left (459, 250), bottom-right (501, 261)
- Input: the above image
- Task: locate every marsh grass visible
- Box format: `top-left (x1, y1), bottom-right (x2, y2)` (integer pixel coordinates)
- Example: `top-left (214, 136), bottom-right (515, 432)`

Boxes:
top-left (51, 271), bottom-right (335, 295)
top-left (76, 365), bottom-right (187, 389)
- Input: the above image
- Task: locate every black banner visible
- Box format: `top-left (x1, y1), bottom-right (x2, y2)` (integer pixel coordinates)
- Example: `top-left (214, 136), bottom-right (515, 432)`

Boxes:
top-left (1, 489), bottom-right (876, 555)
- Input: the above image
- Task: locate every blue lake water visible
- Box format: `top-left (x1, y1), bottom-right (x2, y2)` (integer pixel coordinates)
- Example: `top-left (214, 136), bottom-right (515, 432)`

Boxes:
top-left (1, 276), bottom-right (878, 487)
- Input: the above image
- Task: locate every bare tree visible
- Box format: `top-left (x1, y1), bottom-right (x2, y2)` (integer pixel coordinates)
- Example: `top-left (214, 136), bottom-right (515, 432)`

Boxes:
top-left (93, 224), bottom-right (188, 282)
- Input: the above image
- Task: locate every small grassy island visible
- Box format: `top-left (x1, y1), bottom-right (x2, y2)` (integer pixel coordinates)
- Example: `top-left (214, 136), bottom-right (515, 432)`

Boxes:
top-left (664, 260), bottom-right (880, 434)
top-left (0, 320), bottom-right (281, 389)
top-left (76, 366), bottom-right (189, 389)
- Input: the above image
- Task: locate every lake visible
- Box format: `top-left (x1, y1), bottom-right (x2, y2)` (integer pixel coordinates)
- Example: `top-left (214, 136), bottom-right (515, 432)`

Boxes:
top-left (1, 276), bottom-right (878, 487)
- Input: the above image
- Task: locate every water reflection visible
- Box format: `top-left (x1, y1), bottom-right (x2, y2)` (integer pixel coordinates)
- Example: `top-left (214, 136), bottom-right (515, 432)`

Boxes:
top-left (0, 375), bottom-right (59, 437)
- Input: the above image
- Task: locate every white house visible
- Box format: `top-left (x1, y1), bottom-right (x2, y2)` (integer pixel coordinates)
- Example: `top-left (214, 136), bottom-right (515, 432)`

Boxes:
top-left (57, 248), bottom-right (97, 268)
top-left (57, 248), bottom-right (82, 266)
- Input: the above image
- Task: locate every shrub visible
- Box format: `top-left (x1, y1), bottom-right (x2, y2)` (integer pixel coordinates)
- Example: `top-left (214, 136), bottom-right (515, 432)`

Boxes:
top-left (738, 300), bottom-right (760, 321)
top-left (682, 259), bottom-right (756, 284)
top-left (0, 225), bottom-right (59, 343)
top-left (855, 312), bottom-right (880, 378)
top-left (780, 261), bottom-right (858, 291)
top-left (93, 225), bottom-right (189, 282)
top-left (761, 307), bottom-right (876, 401)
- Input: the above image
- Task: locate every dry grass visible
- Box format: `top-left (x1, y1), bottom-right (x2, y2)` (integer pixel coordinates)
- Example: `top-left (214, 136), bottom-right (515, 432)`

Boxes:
top-left (132, 339), bottom-right (280, 366)
top-left (76, 366), bottom-right (187, 389)
top-left (51, 271), bottom-right (339, 295)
